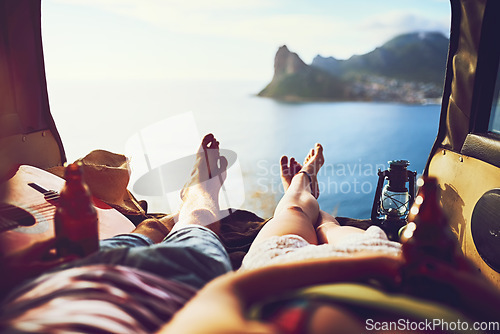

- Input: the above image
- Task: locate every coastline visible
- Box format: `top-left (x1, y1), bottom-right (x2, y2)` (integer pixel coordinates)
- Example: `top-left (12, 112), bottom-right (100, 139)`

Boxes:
top-left (255, 94), bottom-right (442, 105)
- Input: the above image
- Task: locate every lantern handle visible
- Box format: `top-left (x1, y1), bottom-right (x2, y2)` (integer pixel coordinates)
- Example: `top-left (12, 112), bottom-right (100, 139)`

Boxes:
top-left (371, 169), bottom-right (388, 224)
top-left (407, 170), bottom-right (417, 210)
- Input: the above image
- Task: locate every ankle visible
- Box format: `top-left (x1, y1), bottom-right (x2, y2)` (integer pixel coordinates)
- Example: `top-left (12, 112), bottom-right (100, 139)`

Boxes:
top-left (132, 218), bottom-right (171, 243)
top-left (180, 208), bottom-right (219, 227)
top-left (290, 172), bottom-right (312, 191)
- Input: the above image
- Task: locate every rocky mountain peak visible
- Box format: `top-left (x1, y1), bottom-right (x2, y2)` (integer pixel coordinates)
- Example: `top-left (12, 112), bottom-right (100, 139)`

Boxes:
top-left (259, 32), bottom-right (448, 103)
top-left (274, 45), bottom-right (308, 78)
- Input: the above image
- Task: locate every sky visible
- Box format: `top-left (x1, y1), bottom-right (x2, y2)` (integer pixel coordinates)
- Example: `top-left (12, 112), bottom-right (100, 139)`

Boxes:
top-left (41, 0), bottom-right (451, 82)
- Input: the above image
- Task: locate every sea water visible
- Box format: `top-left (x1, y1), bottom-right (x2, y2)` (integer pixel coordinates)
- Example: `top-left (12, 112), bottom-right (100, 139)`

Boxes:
top-left (48, 79), bottom-right (440, 219)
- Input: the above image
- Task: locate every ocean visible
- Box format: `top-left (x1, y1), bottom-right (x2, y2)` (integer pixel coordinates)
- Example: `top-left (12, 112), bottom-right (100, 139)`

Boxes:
top-left (48, 79), bottom-right (441, 220)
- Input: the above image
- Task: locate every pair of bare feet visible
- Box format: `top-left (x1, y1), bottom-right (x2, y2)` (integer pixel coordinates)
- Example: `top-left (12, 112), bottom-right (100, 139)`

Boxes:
top-left (279, 143), bottom-right (345, 244)
top-left (172, 134), bottom-right (327, 236)
top-left (180, 134), bottom-right (326, 218)
top-left (139, 134), bottom-right (337, 245)
top-left (280, 143), bottom-right (325, 199)
top-left (183, 134), bottom-right (326, 207)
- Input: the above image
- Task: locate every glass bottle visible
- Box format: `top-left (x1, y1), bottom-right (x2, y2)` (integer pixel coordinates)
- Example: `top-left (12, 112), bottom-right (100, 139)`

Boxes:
top-left (54, 162), bottom-right (99, 257)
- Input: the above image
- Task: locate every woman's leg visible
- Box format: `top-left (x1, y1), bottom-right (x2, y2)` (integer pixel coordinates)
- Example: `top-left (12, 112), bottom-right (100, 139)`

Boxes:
top-left (279, 154), bottom-right (365, 246)
top-left (250, 144), bottom-right (325, 247)
top-left (315, 211), bottom-right (365, 245)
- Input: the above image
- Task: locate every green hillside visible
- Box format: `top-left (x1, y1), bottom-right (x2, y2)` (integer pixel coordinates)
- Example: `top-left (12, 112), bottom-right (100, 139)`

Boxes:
top-left (259, 67), bottom-right (347, 101)
top-left (259, 32), bottom-right (449, 103)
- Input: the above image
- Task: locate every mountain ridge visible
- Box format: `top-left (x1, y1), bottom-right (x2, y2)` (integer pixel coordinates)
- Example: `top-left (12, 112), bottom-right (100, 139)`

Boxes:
top-left (258, 31), bottom-right (449, 104)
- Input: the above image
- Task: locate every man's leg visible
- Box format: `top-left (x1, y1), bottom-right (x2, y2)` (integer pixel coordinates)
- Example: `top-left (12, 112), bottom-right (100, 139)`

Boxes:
top-left (117, 134), bottom-right (232, 287)
top-left (128, 214), bottom-right (178, 243)
top-left (171, 133), bottom-right (228, 234)
top-left (139, 133), bottom-right (232, 287)
top-left (121, 133), bottom-right (228, 243)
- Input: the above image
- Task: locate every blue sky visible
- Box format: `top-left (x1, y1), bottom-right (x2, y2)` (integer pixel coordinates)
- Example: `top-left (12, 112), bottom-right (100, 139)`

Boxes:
top-left (41, 0), bottom-right (451, 82)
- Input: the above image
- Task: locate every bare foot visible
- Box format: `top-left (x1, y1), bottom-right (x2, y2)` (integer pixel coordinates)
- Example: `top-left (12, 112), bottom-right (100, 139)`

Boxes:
top-left (280, 144), bottom-right (324, 198)
top-left (301, 143), bottom-right (324, 198)
top-left (173, 134), bottom-right (229, 232)
top-left (180, 133), bottom-right (228, 201)
top-left (280, 149), bottom-right (337, 233)
top-left (280, 155), bottom-right (302, 191)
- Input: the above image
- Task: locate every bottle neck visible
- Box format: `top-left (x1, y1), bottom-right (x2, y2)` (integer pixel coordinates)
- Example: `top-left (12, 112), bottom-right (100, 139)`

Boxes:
top-left (414, 179), bottom-right (446, 227)
top-left (60, 163), bottom-right (92, 200)
top-left (64, 171), bottom-right (85, 189)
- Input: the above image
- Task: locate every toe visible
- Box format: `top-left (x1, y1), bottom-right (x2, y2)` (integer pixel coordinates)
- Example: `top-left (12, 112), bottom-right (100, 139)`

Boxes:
top-left (315, 144), bottom-right (324, 164)
top-left (280, 155), bottom-right (288, 169)
top-left (219, 156), bottom-right (228, 171)
top-left (280, 156), bottom-right (289, 176)
top-left (202, 133), bottom-right (215, 148)
top-left (280, 155), bottom-right (288, 166)
top-left (207, 138), bottom-right (217, 149)
top-left (305, 149), bottom-right (314, 164)
top-left (291, 159), bottom-right (302, 174)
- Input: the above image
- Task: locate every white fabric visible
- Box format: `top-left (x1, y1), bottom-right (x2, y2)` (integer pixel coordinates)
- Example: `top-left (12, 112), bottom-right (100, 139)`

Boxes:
top-left (241, 225), bottom-right (401, 270)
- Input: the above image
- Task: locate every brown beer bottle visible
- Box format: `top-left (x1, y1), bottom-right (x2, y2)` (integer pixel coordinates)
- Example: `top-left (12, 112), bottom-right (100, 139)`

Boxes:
top-left (400, 176), bottom-right (460, 302)
top-left (54, 162), bottom-right (99, 257)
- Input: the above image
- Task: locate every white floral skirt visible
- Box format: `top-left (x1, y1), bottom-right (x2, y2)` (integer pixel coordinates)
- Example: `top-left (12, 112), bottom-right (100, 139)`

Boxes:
top-left (240, 225), bottom-right (401, 271)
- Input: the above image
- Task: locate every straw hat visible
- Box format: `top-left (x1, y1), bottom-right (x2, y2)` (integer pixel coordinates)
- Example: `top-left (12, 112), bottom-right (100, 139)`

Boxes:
top-left (49, 150), bottom-right (146, 217)
top-left (76, 150), bottom-right (146, 216)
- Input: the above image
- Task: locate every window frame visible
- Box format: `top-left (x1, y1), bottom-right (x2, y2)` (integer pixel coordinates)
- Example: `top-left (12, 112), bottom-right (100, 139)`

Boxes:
top-left (469, 0), bottom-right (500, 139)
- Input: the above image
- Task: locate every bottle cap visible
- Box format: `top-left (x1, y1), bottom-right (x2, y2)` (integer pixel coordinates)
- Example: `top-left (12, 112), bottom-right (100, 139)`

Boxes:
top-left (64, 162), bottom-right (83, 179)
